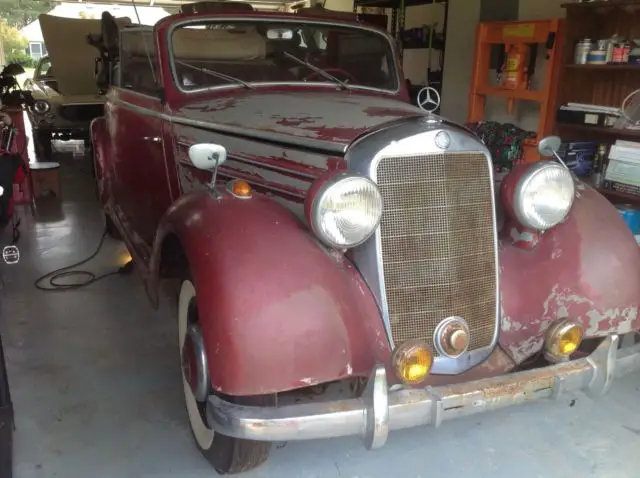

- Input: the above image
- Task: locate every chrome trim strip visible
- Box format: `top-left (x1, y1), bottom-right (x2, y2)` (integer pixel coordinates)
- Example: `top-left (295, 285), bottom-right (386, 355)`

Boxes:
top-left (111, 97), bottom-right (347, 154)
top-left (165, 16), bottom-right (402, 97)
top-left (175, 140), bottom-right (318, 180)
top-left (177, 159), bottom-right (307, 200)
top-left (347, 118), bottom-right (500, 375)
top-left (207, 336), bottom-right (639, 446)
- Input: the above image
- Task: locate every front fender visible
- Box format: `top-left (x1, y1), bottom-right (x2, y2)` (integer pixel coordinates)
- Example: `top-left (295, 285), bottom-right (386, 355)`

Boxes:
top-left (499, 183), bottom-right (640, 363)
top-left (150, 191), bottom-right (391, 396)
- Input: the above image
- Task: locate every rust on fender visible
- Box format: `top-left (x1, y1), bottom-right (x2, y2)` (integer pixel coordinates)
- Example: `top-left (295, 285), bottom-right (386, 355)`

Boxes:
top-left (499, 184), bottom-right (640, 363)
top-left (149, 191), bottom-right (392, 396)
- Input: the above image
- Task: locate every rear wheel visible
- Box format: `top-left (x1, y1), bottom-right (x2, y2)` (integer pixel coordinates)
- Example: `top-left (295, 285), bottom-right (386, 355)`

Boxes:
top-left (91, 141), bottom-right (120, 241)
top-left (104, 215), bottom-right (121, 240)
top-left (178, 278), bottom-right (271, 474)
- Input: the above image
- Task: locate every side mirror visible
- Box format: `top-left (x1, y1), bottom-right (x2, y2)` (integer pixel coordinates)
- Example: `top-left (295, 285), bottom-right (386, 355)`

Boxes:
top-left (188, 143), bottom-right (227, 193)
top-left (538, 136), bottom-right (562, 157)
top-left (188, 143), bottom-right (227, 170)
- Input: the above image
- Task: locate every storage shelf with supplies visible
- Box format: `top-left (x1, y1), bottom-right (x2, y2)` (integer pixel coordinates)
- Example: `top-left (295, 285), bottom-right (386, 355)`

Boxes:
top-left (554, 0), bottom-right (640, 202)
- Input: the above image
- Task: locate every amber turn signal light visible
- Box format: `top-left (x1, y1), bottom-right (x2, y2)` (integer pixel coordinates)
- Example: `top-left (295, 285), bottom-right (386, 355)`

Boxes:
top-left (228, 179), bottom-right (252, 198)
top-left (544, 318), bottom-right (583, 362)
top-left (392, 340), bottom-right (433, 385)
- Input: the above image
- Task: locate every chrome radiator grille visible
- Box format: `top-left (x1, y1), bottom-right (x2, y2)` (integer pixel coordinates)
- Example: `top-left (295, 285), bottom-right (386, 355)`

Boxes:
top-left (376, 152), bottom-right (497, 354)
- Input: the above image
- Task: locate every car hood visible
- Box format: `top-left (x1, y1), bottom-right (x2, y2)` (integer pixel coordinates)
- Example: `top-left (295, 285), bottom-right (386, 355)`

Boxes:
top-left (39, 13), bottom-right (131, 96)
top-left (173, 91), bottom-right (426, 151)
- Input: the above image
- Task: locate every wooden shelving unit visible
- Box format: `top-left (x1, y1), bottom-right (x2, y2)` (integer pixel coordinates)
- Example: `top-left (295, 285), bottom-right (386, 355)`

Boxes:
top-left (555, 0), bottom-right (640, 205)
top-left (564, 64), bottom-right (640, 70)
top-left (467, 19), bottom-right (565, 163)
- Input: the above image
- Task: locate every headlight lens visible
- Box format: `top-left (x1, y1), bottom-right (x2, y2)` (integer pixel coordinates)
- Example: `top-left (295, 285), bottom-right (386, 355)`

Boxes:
top-left (310, 173), bottom-right (383, 248)
top-left (544, 319), bottom-right (583, 362)
top-left (393, 340), bottom-right (433, 385)
top-left (33, 100), bottom-right (50, 114)
top-left (513, 162), bottom-right (575, 231)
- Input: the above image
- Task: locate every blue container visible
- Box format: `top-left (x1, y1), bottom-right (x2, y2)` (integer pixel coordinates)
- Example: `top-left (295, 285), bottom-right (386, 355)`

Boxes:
top-left (615, 204), bottom-right (640, 235)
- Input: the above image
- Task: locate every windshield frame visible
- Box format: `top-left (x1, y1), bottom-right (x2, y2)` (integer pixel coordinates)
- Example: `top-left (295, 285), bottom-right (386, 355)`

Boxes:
top-left (166, 15), bottom-right (401, 96)
top-left (35, 56), bottom-right (53, 80)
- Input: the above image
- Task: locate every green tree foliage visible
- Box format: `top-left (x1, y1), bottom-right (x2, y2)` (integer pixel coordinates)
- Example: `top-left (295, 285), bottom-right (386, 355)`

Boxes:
top-left (0, 19), bottom-right (34, 67)
top-left (0, 0), bottom-right (55, 29)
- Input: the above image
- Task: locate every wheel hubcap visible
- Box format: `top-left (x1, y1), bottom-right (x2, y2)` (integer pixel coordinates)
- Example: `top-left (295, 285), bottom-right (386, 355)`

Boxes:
top-left (181, 323), bottom-right (209, 403)
top-left (179, 281), bottom-right (215, 449)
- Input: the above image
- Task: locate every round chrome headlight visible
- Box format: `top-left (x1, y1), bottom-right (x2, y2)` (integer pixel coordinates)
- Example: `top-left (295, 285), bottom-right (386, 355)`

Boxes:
top-left (513, 162), bottom-right (575, 231)
top-left (33, 100), bottom-right (50, 114)
top-left (309, 173), bottom-right (383, 248)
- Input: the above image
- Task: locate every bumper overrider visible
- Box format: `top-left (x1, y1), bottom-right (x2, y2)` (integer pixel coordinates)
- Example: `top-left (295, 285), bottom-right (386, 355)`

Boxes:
top-left (208, 335), bottom-right (640, 448)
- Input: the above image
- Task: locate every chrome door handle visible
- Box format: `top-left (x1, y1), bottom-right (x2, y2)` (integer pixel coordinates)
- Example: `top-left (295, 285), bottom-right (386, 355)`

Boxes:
top-left (143, 136), bottom-right (162, 143)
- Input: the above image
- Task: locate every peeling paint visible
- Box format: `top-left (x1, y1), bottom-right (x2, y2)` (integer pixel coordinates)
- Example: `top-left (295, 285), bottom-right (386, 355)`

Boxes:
top-left (175, 91), bottom-right (421, 146)
top-left (508, 225), bottom-right (541, 249)
top-left (507, 335), bottom-right (544, 363)
top-left (499, 185), bottom-right (640, 365)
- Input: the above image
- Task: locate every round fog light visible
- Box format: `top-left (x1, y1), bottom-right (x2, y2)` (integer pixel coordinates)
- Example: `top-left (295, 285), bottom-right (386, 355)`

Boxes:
top-left (544, 319), bottom-right (583, 362)
top-left (393, 340), bottom-right (433, 385)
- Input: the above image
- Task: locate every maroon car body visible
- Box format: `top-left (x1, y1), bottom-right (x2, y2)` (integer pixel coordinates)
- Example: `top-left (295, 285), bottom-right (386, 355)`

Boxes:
top-left (88, 5), bottom-right (640, 474)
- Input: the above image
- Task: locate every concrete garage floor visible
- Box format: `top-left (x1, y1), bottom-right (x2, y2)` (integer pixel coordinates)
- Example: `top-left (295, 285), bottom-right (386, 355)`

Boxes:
top-left (1, 147), bottom-right (640, 478)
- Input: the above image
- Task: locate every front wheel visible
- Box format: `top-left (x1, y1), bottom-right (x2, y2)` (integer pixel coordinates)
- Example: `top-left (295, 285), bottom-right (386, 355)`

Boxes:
top-left (178, 278), bottom-right (271, 475)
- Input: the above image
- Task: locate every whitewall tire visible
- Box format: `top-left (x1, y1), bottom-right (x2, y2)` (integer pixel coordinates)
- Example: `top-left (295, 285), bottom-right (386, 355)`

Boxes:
top-left (179, 279), bottom-right (215, 450)
top-left (177, 277), bottom-right (272, 474)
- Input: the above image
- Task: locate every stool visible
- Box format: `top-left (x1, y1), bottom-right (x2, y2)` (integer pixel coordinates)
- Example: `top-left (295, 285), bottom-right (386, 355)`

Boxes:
top-left (29, 161), bottom-right (61, 199)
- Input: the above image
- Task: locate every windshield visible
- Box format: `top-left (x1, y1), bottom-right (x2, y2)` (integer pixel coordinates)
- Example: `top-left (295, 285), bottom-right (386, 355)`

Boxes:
top-left (170, 20), bottom-right (398, 92)
top-left (36, 58), bottom-right (53, 79)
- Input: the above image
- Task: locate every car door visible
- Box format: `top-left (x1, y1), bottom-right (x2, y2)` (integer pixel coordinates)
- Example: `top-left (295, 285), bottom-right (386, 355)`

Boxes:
top-left (110, 31), bottom-right (173, 253)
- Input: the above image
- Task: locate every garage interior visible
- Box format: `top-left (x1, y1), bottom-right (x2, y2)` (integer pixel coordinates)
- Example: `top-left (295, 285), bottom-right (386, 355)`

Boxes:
top-left (1, 0), bottom-right (640, 477)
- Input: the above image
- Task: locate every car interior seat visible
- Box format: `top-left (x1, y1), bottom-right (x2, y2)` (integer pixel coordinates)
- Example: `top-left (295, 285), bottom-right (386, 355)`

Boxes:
top-left (87, 12), bottom-right (132, 92)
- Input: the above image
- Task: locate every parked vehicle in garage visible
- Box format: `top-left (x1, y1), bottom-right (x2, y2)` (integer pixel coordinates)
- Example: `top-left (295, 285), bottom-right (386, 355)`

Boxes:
top-left (25, 15), bottom-right (117, 161)
top-left (89, 4), bottom-right (640, 475)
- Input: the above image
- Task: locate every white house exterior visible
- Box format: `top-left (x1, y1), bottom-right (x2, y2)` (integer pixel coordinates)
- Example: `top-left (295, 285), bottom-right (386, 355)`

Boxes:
top-left (20, 2), bottom-right (171, 60)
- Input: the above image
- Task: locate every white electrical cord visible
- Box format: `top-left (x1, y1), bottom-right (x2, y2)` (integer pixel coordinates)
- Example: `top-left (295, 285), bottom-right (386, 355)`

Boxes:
top-left (621, 87), bottom-right (640, 125)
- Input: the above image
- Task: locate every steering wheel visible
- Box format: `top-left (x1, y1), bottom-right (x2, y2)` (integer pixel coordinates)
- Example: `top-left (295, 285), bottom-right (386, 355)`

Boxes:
top-left (303, 68), bottom-right (357, 83)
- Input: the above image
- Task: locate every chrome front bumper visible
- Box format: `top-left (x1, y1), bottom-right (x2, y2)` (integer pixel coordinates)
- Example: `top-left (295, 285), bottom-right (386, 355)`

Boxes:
top-left (208, 335), bottom-right (640, 449)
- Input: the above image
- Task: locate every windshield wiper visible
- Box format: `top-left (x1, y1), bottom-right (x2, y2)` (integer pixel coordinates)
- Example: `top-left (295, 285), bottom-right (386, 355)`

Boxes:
top-left (283, 51), bottom-right (351, 91)
top-left (177, 61), bottom-right (254, 90)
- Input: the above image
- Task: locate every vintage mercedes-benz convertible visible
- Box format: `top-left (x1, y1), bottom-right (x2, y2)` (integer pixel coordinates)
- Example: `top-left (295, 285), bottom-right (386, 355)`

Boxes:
top-left (89, 4), bottom-right (640, 474)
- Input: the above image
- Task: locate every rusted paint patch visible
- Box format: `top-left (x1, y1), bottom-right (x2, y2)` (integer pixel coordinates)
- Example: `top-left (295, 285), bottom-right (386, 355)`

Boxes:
top-left (175, 91), bottom-right (421, 145)
top-left (499, 185), bottom-right (640, 364)
top-left (506, 223), bottom-right (541, 250)
top-left (426, 346), bottom-right (515, 386)
top-left (273, 116), bottom-right (319, 128)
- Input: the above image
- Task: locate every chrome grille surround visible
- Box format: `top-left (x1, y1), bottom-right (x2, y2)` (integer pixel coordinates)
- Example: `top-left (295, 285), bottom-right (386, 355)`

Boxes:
top-left (346, 120), bottom-right (500, 376)
top-left (376, 152), bottom-right (497, 352)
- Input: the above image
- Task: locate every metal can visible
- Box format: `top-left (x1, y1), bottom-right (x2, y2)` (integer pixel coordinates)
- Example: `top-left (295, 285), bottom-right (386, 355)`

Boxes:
top-left (587, 49), bottom-right (607, 64)
top-left (605, 40), bottom-right (615, 63)
top-left (592, 143), bottom-right (608, 188)
top-left (623, 42), bottom-right (631, 63)
top-left (612, 43), bottom-right (625, 63)
top-left (574, 39), bottom-right (592, 64)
